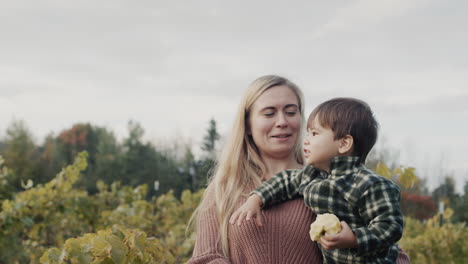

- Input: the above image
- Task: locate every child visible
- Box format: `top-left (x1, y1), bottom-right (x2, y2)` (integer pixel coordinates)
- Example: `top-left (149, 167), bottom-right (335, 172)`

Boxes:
top-left (230, 97), bottom-right (403, 263)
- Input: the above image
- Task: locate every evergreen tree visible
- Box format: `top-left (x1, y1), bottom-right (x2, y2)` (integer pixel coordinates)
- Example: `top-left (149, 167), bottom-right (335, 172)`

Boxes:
top-left (431, 176), bottom-right (465, 222)
top-left (195, 118), bottom-right (221, 190)
top-left (39, 133), bottom-right (67, 184)
top-left (432, 176), bottom-right (459, 207)
top-left (201, 118), bottom-right (220, 159)
top-left (2, 120), bottom-right (41, 191)
top-left (452, 180), bottom-right (468, 223)
top-left (119, 120), bottom-right (184, 197)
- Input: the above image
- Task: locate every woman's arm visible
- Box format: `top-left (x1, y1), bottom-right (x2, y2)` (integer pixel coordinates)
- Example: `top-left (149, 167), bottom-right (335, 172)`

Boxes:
top-left (188, 188), bottom-right (230, 264)
top-left (396, 246), bottom-right (410, 264)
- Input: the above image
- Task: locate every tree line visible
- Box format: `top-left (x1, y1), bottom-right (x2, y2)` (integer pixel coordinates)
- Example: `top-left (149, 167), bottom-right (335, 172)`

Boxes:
top-left (0, 118), bottom-right (467, 223)
top-left (0, 119), bottom-right (219, 201)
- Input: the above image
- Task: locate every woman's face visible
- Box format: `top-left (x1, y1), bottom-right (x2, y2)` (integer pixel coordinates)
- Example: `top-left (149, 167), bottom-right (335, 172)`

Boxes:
top-left (248, 85), bottom-right (301, 159)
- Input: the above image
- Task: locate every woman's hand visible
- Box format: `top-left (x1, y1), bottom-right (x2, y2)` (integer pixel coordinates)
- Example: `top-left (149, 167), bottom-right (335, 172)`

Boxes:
top-left (319, 221), bottom-right (358, 250)
top-left (229, 194), bottom-right (265, 226)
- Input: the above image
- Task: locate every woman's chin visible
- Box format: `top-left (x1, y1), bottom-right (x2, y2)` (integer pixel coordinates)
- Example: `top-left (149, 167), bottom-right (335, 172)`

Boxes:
top-left (267, 146), bottom-right (296, 157)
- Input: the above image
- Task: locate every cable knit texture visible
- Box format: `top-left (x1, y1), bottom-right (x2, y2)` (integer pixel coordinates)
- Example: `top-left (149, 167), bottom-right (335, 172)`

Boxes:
top-left (188, 186), bottom-right (411, 264)
top-left (188, 185), bottom-right (321, 264)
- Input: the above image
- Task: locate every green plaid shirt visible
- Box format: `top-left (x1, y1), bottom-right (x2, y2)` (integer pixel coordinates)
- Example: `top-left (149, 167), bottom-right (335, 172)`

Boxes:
top-left (252, 156), bottom-right (403, 264)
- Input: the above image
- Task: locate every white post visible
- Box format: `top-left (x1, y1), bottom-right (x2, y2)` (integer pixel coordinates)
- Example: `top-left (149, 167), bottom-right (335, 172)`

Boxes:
top-left (438, 201), bottom-right (444, 226)
top-left (154, 180), bottom-right (160, 192)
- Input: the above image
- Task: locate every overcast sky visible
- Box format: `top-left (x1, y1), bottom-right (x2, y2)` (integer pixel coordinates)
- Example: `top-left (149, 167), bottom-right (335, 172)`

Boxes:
top-left (1, 0), bottom-right (467, 193)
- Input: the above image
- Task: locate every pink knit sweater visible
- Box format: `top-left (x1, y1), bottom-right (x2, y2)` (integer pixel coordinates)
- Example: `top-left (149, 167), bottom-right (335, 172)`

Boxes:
top-left (188, 187), bottom-right (410, 264)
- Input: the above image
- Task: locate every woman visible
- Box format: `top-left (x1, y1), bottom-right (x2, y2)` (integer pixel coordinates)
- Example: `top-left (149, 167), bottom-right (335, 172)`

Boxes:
top-left (188, 75), bottom-right (409, 263)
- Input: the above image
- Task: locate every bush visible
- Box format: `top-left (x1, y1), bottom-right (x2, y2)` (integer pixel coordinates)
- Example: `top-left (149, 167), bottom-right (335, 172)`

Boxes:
top-left (2, 153), bottom-right (466, 263)
top-left (399, 209), bottom-right (468, 264)
top-left (0, 152), bottom-right (203, 264)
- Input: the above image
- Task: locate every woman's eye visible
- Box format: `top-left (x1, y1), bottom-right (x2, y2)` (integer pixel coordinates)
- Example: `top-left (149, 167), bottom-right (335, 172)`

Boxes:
top-left (286, 111), bottom-right (297, 116)
top-left (264, 112), bottom-right (274, 117)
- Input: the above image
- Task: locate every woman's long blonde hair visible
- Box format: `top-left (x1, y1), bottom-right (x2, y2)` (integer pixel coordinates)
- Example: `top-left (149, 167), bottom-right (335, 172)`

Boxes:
top-left (190, 75), bottom-right (305, 258)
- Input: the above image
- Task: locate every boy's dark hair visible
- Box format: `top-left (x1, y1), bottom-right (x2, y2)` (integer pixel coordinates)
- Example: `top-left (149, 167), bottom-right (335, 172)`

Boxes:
top-left (307, 97), bottom-right (378, 163)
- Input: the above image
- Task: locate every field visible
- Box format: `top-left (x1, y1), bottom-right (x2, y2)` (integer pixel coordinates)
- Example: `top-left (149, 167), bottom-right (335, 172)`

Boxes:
top-left (1, 153), bottom-right (467, 263)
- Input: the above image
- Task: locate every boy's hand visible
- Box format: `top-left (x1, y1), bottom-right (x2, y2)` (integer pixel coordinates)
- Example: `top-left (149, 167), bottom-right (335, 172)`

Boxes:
top-left (319, 221), bottom-right (358, 250)
top-left (229, 194), bottom-right (265, 227)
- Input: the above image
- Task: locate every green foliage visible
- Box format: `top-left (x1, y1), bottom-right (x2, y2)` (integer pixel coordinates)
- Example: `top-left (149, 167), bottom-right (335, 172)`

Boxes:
top-left (58, 123), bottom-right (98, 167)
top-left (3, 120), bottom-right (42, 191)
top-left (375, 162), bottom-right (418, 189)
top-left (1, 150), bottom-right (467, 263)
top-left (0, 155), bottom-right (15, 201)
top-left (453, 181), bottom-right (468, 223)
top-left (0, 152), bottom-right (203, 263)
top-left (1, 121), bottom-right (466, 263)
top-left (399, 209), bottom-right (468, 264)
top-left (194, 118), bottom-right (220, 189)
top-left (40, 225), bottom-right (173, 264)
top-left (0, 152), bottom-right (90, 263)
top-left (97, 188), bottom-right (203, 262)
top-left (201, 118), bottom-right (220, 158)
top-left (178, 147), bottom-right (213, 191)
top-left (375, 162), bottom-right (438, 220)
top-left (0, 120), bottom-right (195, 197)
top-left (118, 120), bottom-right (182, 197)
top-left (431, 176), bottom-right (468, 222)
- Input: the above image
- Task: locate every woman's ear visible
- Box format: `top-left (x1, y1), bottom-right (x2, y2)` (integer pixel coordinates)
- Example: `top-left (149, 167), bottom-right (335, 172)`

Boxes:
top-left (338, 135), bottom-right (353, 154)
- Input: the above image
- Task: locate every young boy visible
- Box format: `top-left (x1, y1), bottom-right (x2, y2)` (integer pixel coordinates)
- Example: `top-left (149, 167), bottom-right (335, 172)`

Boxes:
top-left (230, 97), bottom-right (403, 263)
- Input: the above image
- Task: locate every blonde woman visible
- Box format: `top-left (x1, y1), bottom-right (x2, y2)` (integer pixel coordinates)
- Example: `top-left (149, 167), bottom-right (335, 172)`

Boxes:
top-left (188, 75), bottom-right (410, 263)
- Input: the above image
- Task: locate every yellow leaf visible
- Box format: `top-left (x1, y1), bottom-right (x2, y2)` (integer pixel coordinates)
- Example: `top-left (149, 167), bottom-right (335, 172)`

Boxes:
top-left (376, 162), bottom-right (392, 179)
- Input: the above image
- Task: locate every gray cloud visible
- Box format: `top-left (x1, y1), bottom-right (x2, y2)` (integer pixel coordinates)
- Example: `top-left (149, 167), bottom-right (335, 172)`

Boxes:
top-left (0, 0), bottom-right (466, 192)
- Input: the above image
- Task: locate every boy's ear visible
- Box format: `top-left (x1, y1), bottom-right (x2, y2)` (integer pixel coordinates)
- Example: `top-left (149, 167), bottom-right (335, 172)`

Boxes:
top-left (338, 135), bottom-right (353, 154)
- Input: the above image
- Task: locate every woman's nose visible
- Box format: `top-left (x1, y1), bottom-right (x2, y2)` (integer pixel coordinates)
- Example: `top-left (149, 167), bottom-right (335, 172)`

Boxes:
top-left (275, 113), bottom-right (288, 127)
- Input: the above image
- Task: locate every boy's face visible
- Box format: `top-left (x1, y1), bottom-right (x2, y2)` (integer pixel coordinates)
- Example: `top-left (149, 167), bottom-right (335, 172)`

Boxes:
top-left (304, 116), bottom-right (341, 171)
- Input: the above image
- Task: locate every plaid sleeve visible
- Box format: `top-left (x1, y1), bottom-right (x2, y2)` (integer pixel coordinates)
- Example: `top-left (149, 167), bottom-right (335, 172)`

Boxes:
top-left (354, 181), bottom-right (404, 257)
top-left (252, 165), bottom-right (322, 208)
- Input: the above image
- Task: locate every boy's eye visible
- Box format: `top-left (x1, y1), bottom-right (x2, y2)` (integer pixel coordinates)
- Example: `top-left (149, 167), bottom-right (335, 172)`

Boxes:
top-left (311, 132), bottom-right (318, 136)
